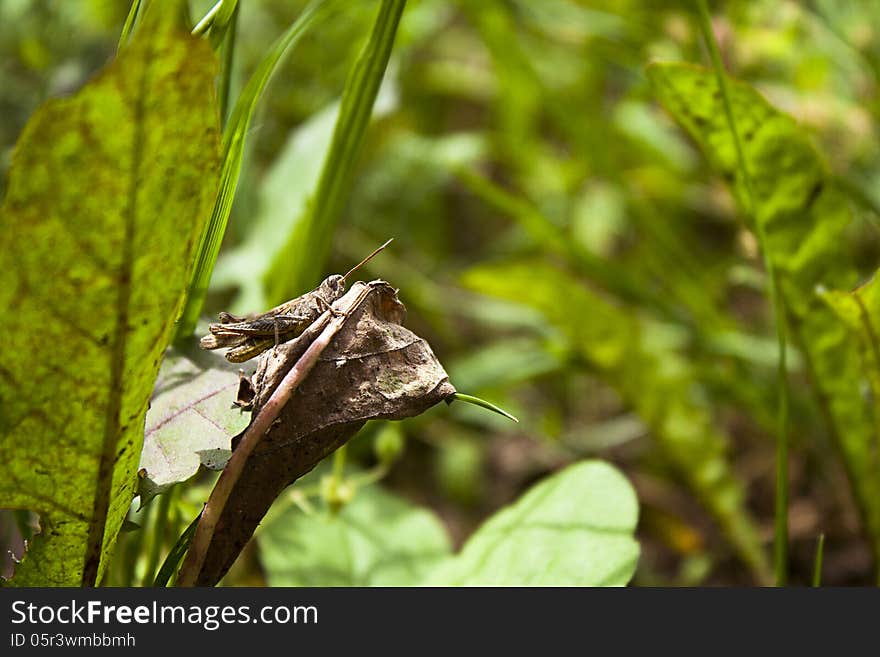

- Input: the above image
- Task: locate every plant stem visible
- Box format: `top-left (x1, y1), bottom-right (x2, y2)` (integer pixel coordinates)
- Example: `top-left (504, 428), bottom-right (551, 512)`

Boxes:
top-left (812, 533), bottom-right (825, 587)
top-left (694, 0), bottom-right (791, 586)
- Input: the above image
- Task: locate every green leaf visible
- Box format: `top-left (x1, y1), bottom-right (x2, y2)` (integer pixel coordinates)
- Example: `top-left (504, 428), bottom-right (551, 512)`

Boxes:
top-left (258, 461), bottom-right (637, 586)
top-left (822, 276), bottom-right (880, 415)
top-left (463, 261), bottom-right (771, 583)
top-left (0, 4), bottom-right (220, 585)
top-left (265, 0), bottom-right (407, 303)
top-left (648, 62), bottom-right (880, 573)
top-left (427, 461), bottom-right (639, 586)
top-left (175, 0), bottom-right (332, 339)
top-left (138, 335), bottom-right (251, 507)
top-left (258, 477), bottom-right (452, 586)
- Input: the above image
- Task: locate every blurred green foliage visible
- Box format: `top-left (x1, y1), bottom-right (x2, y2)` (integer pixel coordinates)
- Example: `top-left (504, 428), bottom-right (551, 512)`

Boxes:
top-left (3, 0), bottom-right (880, 585)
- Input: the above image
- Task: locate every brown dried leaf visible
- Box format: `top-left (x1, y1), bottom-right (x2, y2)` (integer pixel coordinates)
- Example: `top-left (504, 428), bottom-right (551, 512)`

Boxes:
top-left (187, 281), bottom-right (455, 586)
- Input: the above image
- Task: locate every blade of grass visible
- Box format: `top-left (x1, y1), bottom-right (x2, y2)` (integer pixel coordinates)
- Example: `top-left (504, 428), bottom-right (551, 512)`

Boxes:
top-left (154, 511), bottom-right (201, 587)
top-left (140, 486), bottom-right (178, 587)
top-left (193, 0), bottom-right (240, 125)
top-left (174, 0), bottom-right (333, 341)
top-left (192, 0), bottom-right (225, 37)
top-left (265, 0), bottom-right (407, 302)
top-left (695, 0), bottom-right (791, 587)
top-left (217, 1), bottom-right (239, 125)
top-left (812, 533), bottom-right (825, 587)
top-left (117, 506), bottom-right (149, 586)
top-left (117, 0), bottom-right (142, 50)
top-left (451, 392), bottom-right (519, 423)
top-left (199, 0), bottom-right (239, 48)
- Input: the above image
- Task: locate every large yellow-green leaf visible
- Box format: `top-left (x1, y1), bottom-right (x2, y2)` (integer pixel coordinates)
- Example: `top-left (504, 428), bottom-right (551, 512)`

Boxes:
top-left (648, 63), bottom-right (880, 572)
top-left (0, 4), bottom-right (220, 585)
top-left (463, 261), bottom-right (771, 583)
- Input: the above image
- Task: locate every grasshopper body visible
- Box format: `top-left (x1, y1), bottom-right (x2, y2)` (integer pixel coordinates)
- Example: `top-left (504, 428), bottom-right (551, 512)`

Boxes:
top-left (200, 275), bottom-right (345, 362)
top-left (200, 240), bottom-right (391, 363)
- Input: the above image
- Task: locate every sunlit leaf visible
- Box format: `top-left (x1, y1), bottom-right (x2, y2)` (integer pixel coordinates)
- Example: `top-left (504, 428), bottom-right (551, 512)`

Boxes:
top-left (0, 3), bottom-right (220, 585)
top-left (649, 62), bottom-right (880, 567)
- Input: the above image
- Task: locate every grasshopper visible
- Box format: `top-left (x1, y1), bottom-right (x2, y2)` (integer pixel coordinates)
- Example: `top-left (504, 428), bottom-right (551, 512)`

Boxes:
top-left (200, 239), bottom-right (392, 363)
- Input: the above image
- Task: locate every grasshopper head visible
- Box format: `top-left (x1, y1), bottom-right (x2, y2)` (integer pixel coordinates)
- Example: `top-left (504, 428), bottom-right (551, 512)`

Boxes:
top-left (318, 274), bottom-right (346, 303)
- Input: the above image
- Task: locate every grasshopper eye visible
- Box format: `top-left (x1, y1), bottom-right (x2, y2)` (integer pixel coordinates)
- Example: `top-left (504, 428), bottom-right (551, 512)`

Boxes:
top-left (326, 274), bottom-right (345, 296)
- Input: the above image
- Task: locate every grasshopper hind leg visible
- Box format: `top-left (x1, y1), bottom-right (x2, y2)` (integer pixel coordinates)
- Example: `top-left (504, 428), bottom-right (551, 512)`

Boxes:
top-left (225, 338), bottom-right (274, 363)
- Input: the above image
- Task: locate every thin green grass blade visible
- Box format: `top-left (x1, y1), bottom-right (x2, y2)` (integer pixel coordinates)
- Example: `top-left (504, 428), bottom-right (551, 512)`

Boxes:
top-left (216, 1), bottom-right (239, 124)
top-left (192, 0), bottom-right (226, 37)
top-left (175, 0), bottom-right (333, 341)
top-left (812, 533), bottom-right (825, 587)
top-left (153, 512), bottom-right (200, 587)
top-left (264, 0), bottom-right (407, 303)
top-left (140, 486), bottom-right (177, 587)
top-left (117, 0), bottom-right (142, 50)
top-left (196, 0), bottom-right (239, 50)
top-left (695, 0), bottom-right (791, 587)
top-left (451, 393), bottom-right (519, 423)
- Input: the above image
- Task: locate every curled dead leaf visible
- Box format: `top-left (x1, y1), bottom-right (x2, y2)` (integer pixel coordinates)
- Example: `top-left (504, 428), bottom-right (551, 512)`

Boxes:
top-left (180, 280), bottom-right (455, 586)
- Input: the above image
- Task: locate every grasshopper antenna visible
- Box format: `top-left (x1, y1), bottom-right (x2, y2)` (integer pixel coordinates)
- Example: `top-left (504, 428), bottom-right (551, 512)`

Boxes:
top-left (342, 238), bottom-right (393, 281)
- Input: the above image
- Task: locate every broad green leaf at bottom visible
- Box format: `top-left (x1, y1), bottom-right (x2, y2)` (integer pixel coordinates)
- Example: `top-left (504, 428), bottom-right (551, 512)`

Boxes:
top-left (258, 476), bottom-right (452, 586)
top-left (258, 460), bottom-right (639, 586)
top-left (427, 460), bottom-right (639, 586)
